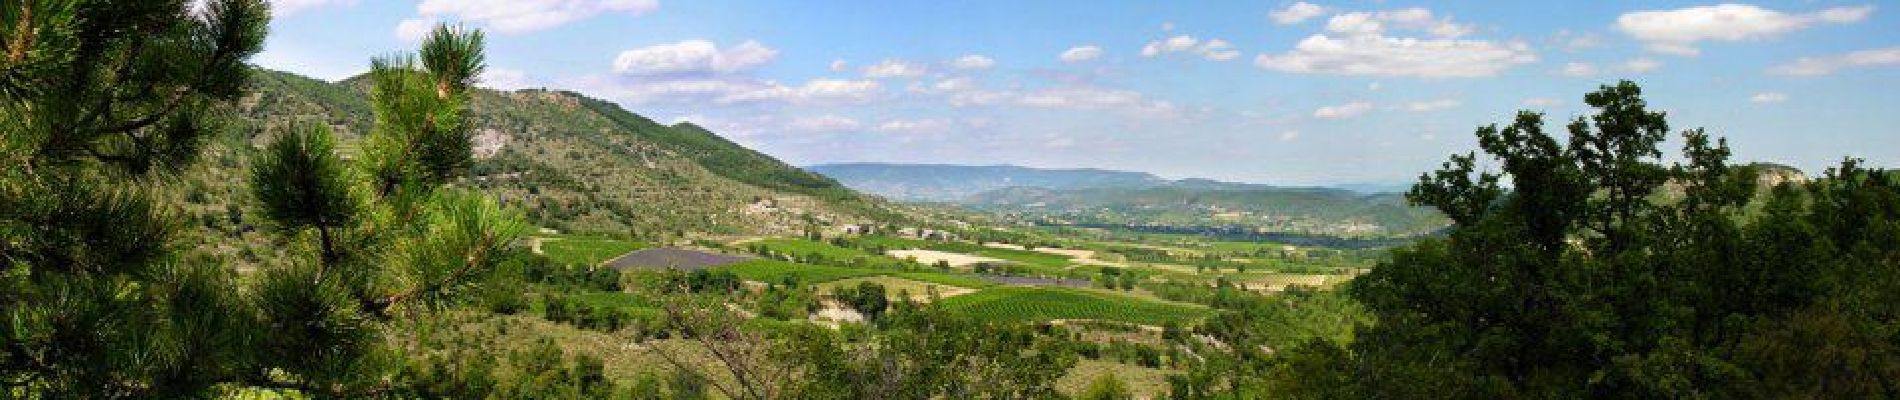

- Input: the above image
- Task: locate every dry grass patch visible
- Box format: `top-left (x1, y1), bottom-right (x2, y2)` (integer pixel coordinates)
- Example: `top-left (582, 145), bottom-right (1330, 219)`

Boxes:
top-left (886, 249), bottom-right (1005, 268)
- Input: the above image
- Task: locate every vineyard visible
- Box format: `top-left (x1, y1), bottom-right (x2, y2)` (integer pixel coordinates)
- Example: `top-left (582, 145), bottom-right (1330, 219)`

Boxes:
top-left (936, 286), bottom-right (1214, 325)
top-left (717, 259), bottom-right (885, 284)
top-left (539, 236), bottom-right (647, 266)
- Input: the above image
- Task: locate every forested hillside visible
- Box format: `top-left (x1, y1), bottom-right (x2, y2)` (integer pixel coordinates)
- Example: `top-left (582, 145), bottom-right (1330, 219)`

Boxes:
top-left (193, 69), bottom-right (893, 242)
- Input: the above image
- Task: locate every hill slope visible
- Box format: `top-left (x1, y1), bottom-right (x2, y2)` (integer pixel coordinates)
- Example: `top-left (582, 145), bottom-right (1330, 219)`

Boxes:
top-left (188, 68), bottom-right (892, 245)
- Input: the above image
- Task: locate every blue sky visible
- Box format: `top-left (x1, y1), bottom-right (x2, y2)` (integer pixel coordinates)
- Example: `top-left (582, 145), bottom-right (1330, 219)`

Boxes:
top-left (256, 0), bottom-right (1899, 185)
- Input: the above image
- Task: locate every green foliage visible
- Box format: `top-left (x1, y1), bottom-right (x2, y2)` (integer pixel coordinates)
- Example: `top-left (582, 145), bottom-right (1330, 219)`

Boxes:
top-left (251, 123), bottom-right (359, 264)
top-left (1079, 373), bottom-right (1134, 400)
top-left (0, 0), bottom-right (271, 396)
top-left (936, 286), bottom-right (1213, 325)
top-left (779, 307), bottom-right (1078, 398)
top-left (830, 281), bottom-right (891, 321)
top-left (1240, 81), bottom-right (1900, 398)
top-left (717, 259), bottom-right (883, 284)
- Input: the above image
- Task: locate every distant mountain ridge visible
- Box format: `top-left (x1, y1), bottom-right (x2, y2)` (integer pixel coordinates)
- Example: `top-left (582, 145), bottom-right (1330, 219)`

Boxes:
top-left (807, 163), bottom-right (1448, 236)
top-left (806, 163), bottom-right (1169, 202)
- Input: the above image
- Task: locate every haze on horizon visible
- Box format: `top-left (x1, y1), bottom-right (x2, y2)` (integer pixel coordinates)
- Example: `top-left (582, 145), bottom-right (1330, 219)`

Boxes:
top-left (257, 0), bottom-right (1899, 186)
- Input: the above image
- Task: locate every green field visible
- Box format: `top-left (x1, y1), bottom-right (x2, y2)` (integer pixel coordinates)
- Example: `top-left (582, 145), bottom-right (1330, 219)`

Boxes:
top-left (539, 236), bottom-right (646, 266)
top-left (717, 259), bottom-right (884, 284)
top-left (750, 238), bottom-right (882, 260)
top-left (936, 286), bottom-right (1214, 325)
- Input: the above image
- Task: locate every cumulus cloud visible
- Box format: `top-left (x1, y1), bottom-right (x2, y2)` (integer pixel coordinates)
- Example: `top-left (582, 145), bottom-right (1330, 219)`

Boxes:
top-left (1313, 101), bottom-right (1373, 119)
top-left (1254, 34), bottom-right (1536, 78)
top-left (1256, 6), bottom-right (1529, 78)
top-left (1325, 8), bottom-right (1475, 39)
top-left (1617, 4), bottom-right (1875, 56)
top-left (270, 0), bottom-right (357, 17)
top-left (787, 115), bottom-right (863, 132)
top-left (829, 59), bottom-right (849, 72)
top-left (723, 79), bottom-right (881, 104)
top-left (612, 40), bottom-right (778, 75)
top-left (952, 54), bottom-right (997, 70)
top-left (395, 18), bottom-right (438, 42)
top-left (1141, 35), bottom-right (1241, 61)
top-left (1402, 98), bottom-right (1461, 112)
top-left (1271, 2), bottom-right (1329, 25)
top-left (1750, 92), bottom-right (1789, 103)
top-left (863, 59), bottom-right (928, 79)
top-left (1769, 46), bottom-right (1900, 76)
top-left (413, 0), bottom-right (658, 34)
top-left (1060, 45), bottom-right (1104, 63)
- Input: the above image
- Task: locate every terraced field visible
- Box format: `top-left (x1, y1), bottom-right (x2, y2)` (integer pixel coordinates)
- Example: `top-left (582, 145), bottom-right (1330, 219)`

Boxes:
top-left (816, 276), bottom-right (977, 301)
top-left (936, 286), bottom-right (1214, 325)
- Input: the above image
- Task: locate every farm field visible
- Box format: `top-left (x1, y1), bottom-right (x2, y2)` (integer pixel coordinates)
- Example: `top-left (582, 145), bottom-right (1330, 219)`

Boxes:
top-left (887, 249), bottom-right (1005, 268)
top-left (716, 259), bottom-right (883, 284)
top-left (537, 236), bottom-right (646, 266)
top-left (935, 286), bottom-right (1214, 325)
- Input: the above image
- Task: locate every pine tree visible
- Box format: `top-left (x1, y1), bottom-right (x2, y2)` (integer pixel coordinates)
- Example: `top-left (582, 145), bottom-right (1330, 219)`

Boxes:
top-left (0, 0), bottom-right (267, 396)
top-left (244, 24), bottom-right (524, 394)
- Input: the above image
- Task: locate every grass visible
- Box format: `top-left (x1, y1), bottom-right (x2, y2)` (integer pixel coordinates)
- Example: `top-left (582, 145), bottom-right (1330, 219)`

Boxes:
top-left (750, 238), bottom-right (881, 260)
top-left (1057, 360), bottom-right (1177, 399)
top-left (539, 236), bottom-right (645, 266)
top-left (936, 286), bottom-right (1214, 326)
top-left (890, 271), bottom-right (1000, 289)
top-left (717, 259), bottom-right (883, 284)
top-left (565, 290), bottom-right (666, 319)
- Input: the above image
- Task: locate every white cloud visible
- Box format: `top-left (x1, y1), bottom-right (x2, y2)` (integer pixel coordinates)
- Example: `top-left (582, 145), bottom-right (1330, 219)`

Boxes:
top-left (1016, 87), bottom-right (1180, 118)
top-left (1403, 98), bottom-right (1461, 112)
top-left (395, 18), bottom-right (438, 42)
top-left (1142, 35), bottom-right (1241, 61)
top-left (1254, 34), bottom-right (1537, 78)
top-left (863, 59), bottom-right (928, 79)
top-left (1551, 30), bottom-right (1605, 52)
top-left (1313, 101), bottom-right (1373, 119)
top-left (1325, 8), bottom-right (1474, 39)
top-left (1278, 130), bottom-right (1301, 141)
top-left (1620, 58), bottom-right (1663, 73)
top-left (612, 40), bottom-right (778, 76)
top-left (1750, 92), bottom-right (1789, 103)
top-left (594, 76), bottom-right (880, 106)
top-left (478, 68), bottom-right (535, 90)
top-left (414, 0), bottom-right (658, 34)
top-left (829, 59), bottom-right (849, 72)
top-left (873, 119), bottom-right (953, 134)
top-left (1557, 62), bottom-right (1599, 77)
top-left (1769, 46), bottom-right (1900, 76)
top-left (1522, 97), bottom-right (1565, 108)
top-left (270, 0), bottom-right (357, 17)
top-left (1617, 4), bottom-right (1875, 56)
top-left (1060, 45), bottom-right (1104, 63)
top-left (787, 115), bottom-right (863, 132)
top-left (952, 54), bottom-right (997, 70)
top-left (723, 79), bottom-right (881, 104)
top-left (1271, 2), bottom-right (1329, 25)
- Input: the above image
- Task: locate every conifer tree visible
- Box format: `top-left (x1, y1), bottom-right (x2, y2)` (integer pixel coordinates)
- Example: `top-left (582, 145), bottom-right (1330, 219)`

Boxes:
top-left (0, 0), bottom-right (267, 396)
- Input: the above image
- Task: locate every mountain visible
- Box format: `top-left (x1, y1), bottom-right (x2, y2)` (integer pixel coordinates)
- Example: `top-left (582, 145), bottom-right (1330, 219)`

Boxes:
top-left (805, 163), bottom-right (1168, 202)
top-left (806, 163), bottom-right (1445, 237)
top-left (964, 185), bottom-right (1446, 237)
top-left (181, 68), bottom-right (893, 250)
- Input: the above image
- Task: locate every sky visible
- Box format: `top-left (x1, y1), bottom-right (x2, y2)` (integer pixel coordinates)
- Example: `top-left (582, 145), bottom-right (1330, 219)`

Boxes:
top-left (254, 0), bottom-right (1900, 186)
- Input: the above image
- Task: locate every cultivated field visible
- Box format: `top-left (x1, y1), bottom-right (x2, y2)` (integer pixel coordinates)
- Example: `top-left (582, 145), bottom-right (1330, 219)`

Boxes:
top-left (935, 286), bottom-right (1213, 326)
